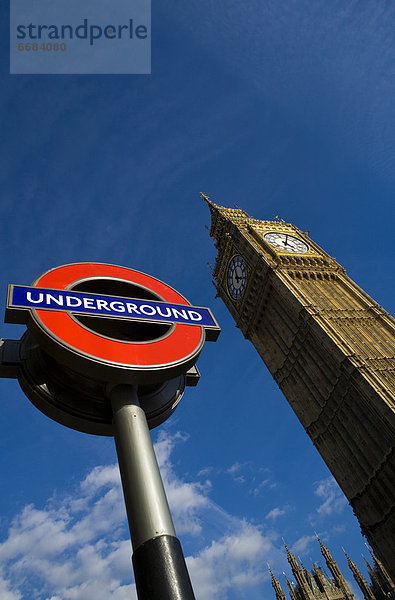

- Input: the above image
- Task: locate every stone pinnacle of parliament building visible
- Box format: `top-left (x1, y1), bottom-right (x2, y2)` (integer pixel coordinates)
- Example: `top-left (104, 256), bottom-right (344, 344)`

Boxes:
top-left (202, 194), bottom-right (395, 579)
top-left (363, 546), bottom-right (395, 600)
top-left (344, 549), bottom-right (376, 600)
top-left (270, 540), bottom-right (394, 600)
top-left (317, 536), bottom-right (355, 600)
top-left (269, 565), bottom-right (288, 600)
top-left (273, 539), bottom-right (355, 600)
top-left (284, 542), bottom-right (315, 600)
top-left (284, 572), bottom-right (298, 600)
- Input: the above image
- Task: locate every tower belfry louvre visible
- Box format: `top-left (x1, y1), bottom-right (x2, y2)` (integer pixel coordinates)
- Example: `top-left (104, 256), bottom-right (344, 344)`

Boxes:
top-left (203, 195), bottom-right (395, 579)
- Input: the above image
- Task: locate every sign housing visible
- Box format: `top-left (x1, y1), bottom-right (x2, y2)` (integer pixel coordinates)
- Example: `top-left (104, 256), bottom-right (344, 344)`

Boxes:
top-left (1, 262), bottom-right (220, 434)
top-left (6, 263), bottom-right (219, 385)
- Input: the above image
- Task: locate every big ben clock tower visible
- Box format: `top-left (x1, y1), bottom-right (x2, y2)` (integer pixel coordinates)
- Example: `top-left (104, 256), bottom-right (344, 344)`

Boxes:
top-left (202, 195), bottom-right (395, 580)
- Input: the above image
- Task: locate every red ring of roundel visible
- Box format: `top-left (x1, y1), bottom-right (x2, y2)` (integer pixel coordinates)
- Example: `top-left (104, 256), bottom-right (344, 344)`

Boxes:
top-left (33, 263), bottom-right (203, 369)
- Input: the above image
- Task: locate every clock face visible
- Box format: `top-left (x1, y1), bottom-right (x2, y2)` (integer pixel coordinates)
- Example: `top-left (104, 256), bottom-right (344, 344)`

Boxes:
top-left (264, 232), bottom-right (308, 253)
top-left (227, 255), bottom-right (247, 300)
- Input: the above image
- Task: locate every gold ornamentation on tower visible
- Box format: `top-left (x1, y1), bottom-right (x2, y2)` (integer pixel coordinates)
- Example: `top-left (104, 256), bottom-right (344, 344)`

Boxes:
top-left (204, 196), bottom-right (395, 579)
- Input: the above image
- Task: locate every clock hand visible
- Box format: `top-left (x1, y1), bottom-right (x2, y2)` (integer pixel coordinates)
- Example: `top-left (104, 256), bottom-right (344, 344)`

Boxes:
top-left (235, 267), bottom-right (243, 282)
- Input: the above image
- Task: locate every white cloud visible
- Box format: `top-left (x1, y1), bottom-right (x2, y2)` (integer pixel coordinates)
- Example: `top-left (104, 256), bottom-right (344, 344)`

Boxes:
top-left (291, 535), bottom-right (316, 556)
top-left (314, 478), bottom-right (347, 517)
top-left (197, 466), bottom-right (213, 478)
top-left (332, 525), bottom-right (346, 535)
top-left (0, 431), bottom-right (283, 600)
top-left (226, 461), bottom-right (274, 499)
top-left (0, 569), bottom-right (21, 600)
top-left (0, 493), bottom-right (136, 600)
top-left (227, 461), bottom-right (249, 475)
top-left (0, 459), bottom-right (139, 599)
top-left (250, 479), bottom-right (270, 496)
top-left (187, 523), bottom-right (275, 599)
top-left (155, 431), bottom-right (212, 537)
top-left (80, 464), bottom-right (121, 495)
top-left (265, 507), bottom-right (286, 520)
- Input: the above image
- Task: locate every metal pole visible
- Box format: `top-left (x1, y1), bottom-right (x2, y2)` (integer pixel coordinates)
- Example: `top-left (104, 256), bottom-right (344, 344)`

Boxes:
top-left (108, 383), bottom-right (195, 600)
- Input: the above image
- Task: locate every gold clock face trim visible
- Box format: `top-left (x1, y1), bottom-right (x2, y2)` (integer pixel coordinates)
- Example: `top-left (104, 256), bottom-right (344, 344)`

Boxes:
top-left (264, 232), bottom-right (308, 253)
top-left (227, 255), bottom-right (247, 300)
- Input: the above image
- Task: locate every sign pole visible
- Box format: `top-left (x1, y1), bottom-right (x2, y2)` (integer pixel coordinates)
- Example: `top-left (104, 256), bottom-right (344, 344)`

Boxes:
top-left (2, 263), bottom-right (220, 597)
top-left (108, 383), bottom-right (195, 600)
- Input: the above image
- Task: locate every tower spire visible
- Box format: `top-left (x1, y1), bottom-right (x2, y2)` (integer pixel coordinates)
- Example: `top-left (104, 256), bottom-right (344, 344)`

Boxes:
top-left (202, 193), bottom-right (250, 244)
top-left (364, 556), bottom-right (380, 589)
top-left (365, 544), bottom-right (394, 590)
top-left (312, 561), bottom-right (327, 593)
top-left (284, 572), bottom-right (298, 600)
top-left (343, 548), bottom-right (375, 600)
top-left (317, 536), bottom-right (355, 600)
top-left (269, 565), bottom-right (288, 600)
top-left (284, 541), bottom-right (314, 600)
top-left (364, 548), bottom-right (395, 599)
top-left (200, 192), bottom-right (217, 211)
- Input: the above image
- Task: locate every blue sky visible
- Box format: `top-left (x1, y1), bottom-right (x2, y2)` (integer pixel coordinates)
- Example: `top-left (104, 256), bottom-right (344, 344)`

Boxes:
top-left (1, 1), bottom-right (394, 599)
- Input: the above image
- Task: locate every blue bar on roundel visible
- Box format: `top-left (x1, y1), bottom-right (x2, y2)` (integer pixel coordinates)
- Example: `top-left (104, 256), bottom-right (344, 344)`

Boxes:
top-left (8, 285), bottom-right (218, 329)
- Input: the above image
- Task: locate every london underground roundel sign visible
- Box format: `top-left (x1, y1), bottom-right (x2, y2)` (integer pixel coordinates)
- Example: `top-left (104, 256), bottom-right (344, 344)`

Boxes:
top-left (6, 263), bottom-right (220, 384)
